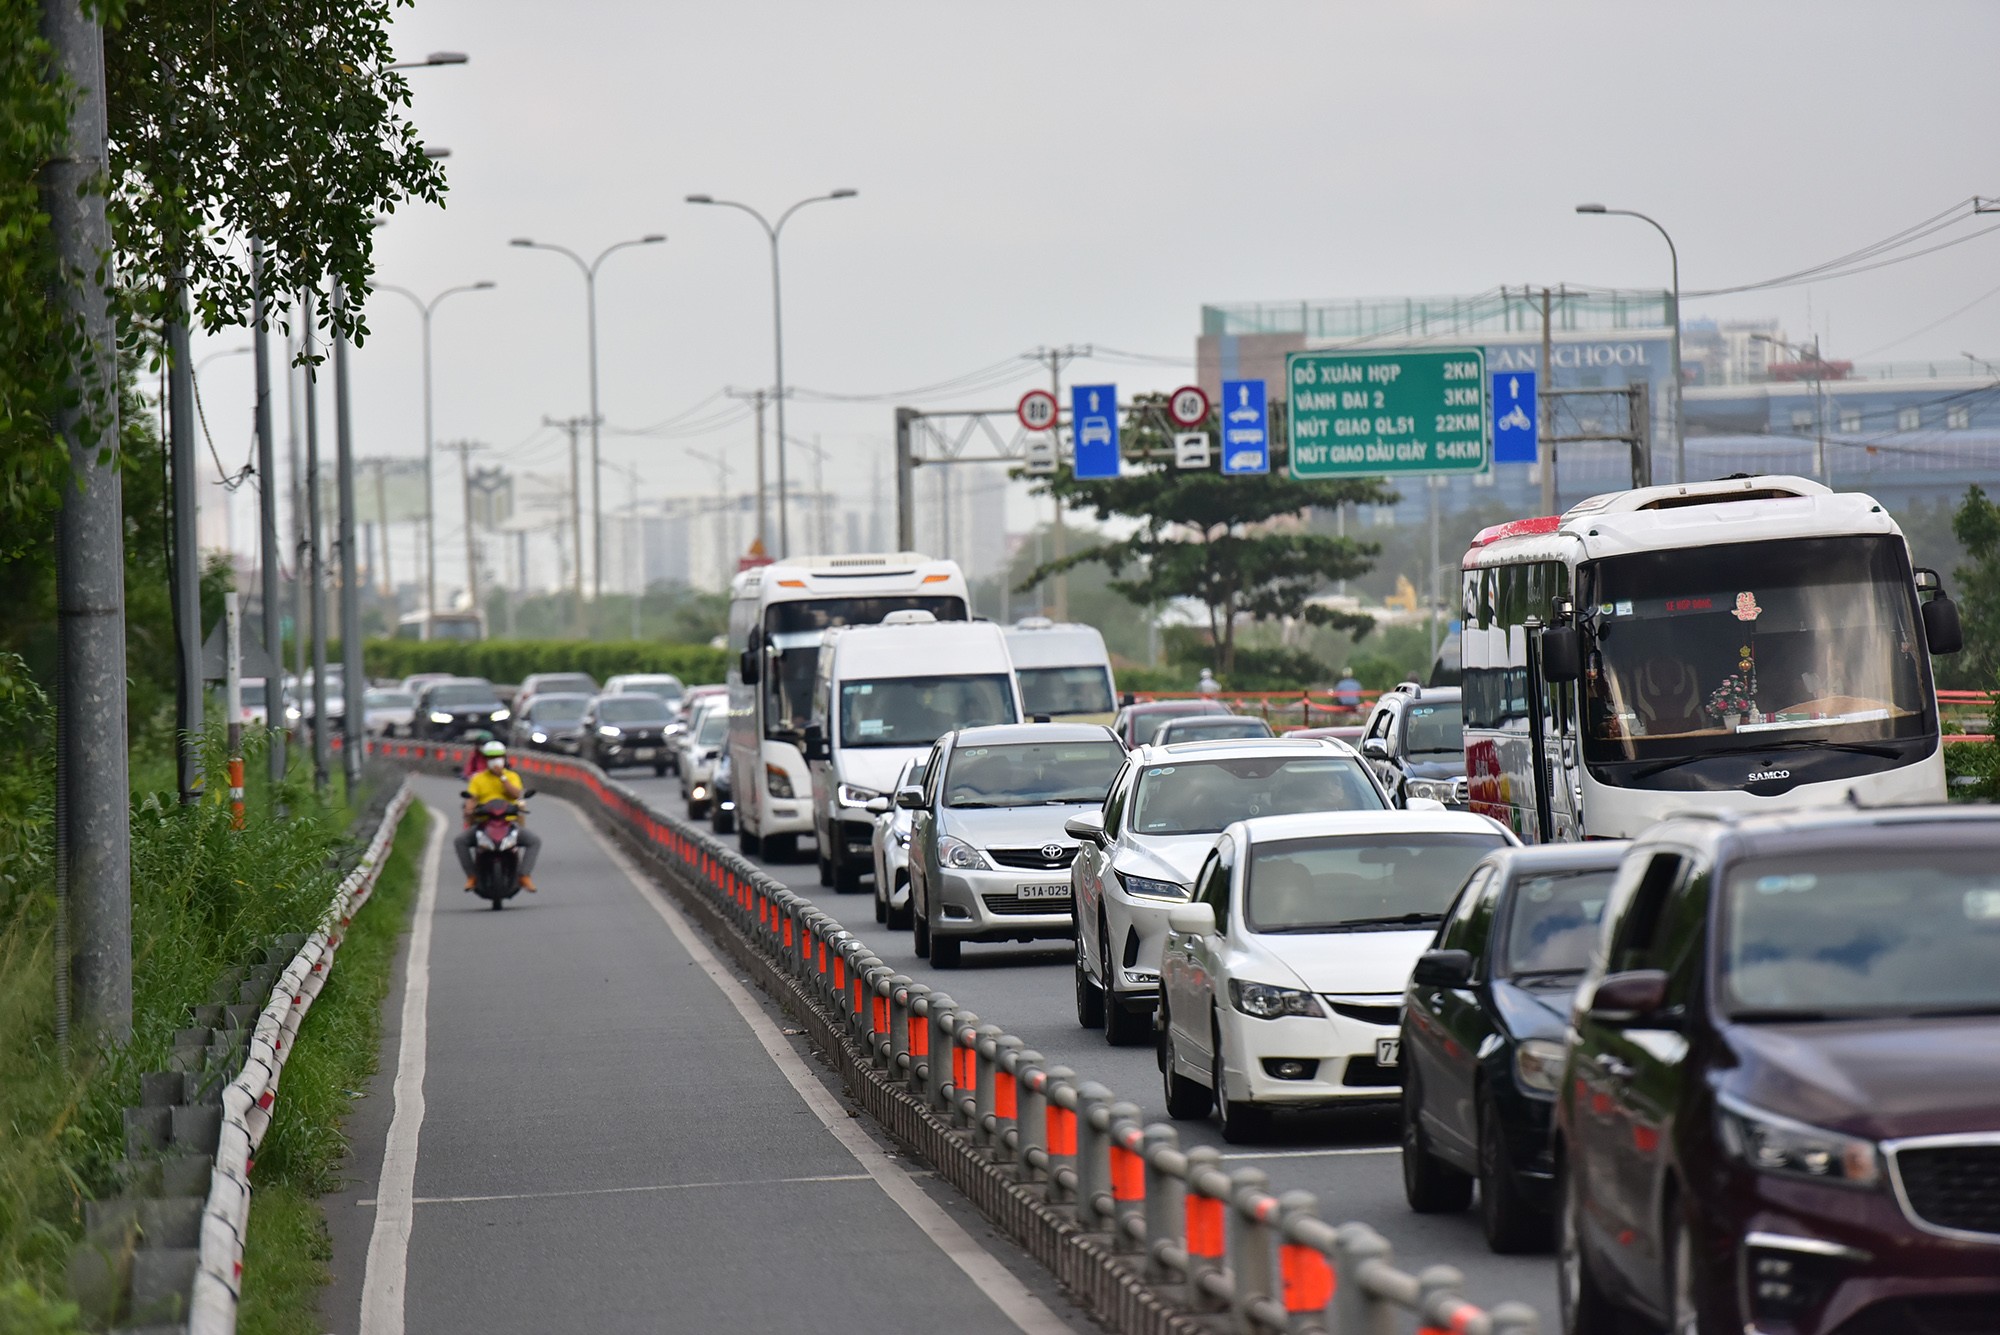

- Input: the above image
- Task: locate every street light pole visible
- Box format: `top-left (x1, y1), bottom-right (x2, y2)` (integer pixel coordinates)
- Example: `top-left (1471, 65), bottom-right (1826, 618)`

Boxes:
top-left (1577, 203), bottom-right (1683, 484)
top-left (371, 281), bottom-right (494, 632)
top-left (686, 190), bottom-right (857, 559)
top-left (510, 234), bottom-right (666, 606)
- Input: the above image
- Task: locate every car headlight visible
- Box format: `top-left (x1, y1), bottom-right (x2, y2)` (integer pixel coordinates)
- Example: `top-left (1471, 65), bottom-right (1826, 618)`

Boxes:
top-left (765, 764), bottom-right (795, 799)
top-left (838, 783), bottom-right (882, 808)
top-left (599, 725), bottom-right (622, 738)
top-left (938, 836), bottom-right (989, 871)
top-left (1717, 1094), bottom-right (1880, 1188)
top-left (491, 708), bottom-right (510, 721)
top-left (430, 711), bottom-right (452, 723)
top-left (1228, 979), bottom-right (1326, 1020)
top-left (1117, 872), bottom-right (1189, 901)
top-left (1514, 1038), bottom-right (1565, 1095)
top-left (530, 731), bottom-right (548, 744)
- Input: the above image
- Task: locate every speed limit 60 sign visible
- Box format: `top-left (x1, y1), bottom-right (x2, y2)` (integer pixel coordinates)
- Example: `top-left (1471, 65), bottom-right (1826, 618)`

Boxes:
top-left (1017, 389), bottom-right (1058, 432)
top-left (1167, 384), bottom-right (1210, 428)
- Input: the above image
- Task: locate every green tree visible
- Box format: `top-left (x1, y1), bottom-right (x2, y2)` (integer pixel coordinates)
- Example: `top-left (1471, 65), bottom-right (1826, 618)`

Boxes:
top-left (1949, 484), bottom-right (2000, 693)
top-left (1019, 394), bottom-right (1395, 676)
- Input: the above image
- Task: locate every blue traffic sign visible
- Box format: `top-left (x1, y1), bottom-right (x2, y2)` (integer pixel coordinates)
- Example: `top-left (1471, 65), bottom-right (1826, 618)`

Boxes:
top-left (1071, 384), bottom-right (1120, 479)
top-left (1492, 370), bottom-right (1538, 463)
top-left (1219, 378), bottom-right (1269, 475)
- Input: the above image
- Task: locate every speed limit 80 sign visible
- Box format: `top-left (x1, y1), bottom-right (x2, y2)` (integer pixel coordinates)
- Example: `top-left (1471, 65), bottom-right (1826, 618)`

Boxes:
top-left (1017, 389), bottom-right (1058, 432)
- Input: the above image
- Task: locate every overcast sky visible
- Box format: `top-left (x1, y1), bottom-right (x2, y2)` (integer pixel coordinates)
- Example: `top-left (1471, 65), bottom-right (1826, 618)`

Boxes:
top-left (190, 0), bottom-right (2000, 576)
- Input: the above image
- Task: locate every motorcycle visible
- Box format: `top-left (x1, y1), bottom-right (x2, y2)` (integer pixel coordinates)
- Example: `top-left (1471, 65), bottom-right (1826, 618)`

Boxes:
top-left (462, 791), bottom-right (534, 909)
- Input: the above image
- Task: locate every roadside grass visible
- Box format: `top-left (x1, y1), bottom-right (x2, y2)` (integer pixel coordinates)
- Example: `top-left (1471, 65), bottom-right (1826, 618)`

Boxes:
top-left (236, 801), bottom-right (429, 1335)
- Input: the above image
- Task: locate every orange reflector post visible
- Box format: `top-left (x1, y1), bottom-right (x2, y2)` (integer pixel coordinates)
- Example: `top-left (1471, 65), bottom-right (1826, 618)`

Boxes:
top-left (872, 994), bottom-right (889, 1035)
top-left (994, 1069), bottom-right (1017, 1119)
top-left (1185, 1194), bottom-right (1225, 1258)
top-left (953, 1044), bottom-right (974, 1091)
top-left (1281, 1243), bottom-right (1335, 1312)
top-left (1109, 1144), bottom-right (1143, 1201)
top-left (833, 956), bottom-right (844, 989)
top-left (818, 940), bottom-right (828, 973)
top-left (908, 1013), bottom-right (929, 1056)
top-left (1046, 1104), bottom-right (1077, 1155)
top-left (853, 977), bottom-right (865, 1014)
top-left (783, 917), bottom-right (794, 947)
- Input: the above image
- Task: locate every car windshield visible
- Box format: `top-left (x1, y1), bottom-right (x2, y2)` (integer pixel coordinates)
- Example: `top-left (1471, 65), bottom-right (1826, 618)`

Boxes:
top-left (242, 681), bottom-right (267, 707)
top-left (1161, 718), bottom-right (1273, 742)
top-left (365, 690), bottom-right (413, 709)
top-left (695, 710), bottom-right (728, 745)
top-left (620, 677), bottom-right (683, 702)
top-left (1131, 705), bottom-right (1221, 746)
top-left (1017, 666), bottom-right (1115, 716)
top-left (529, 697), bottom-right (588, 722)
top-left (1500, 868), bottom-right (1617, 976)
top-left (428, 683), bottom-right (497, 707)
top-left (597, 696), bottom-right (670, 723)
top-left (1583, 535), bottom-right (1933, 763)
top-left (1131, 755), bottom-right (1384, 835)
top-left (1404, 700), bottom-right (1463, 756)
top-left (943, 740), bottom-right (1125, 808)
top-left (1248, 833), bottom-right (1507, 933)
top-left (534, 674), bottom-right (597, 696)
top-left (1720, 842), bottom-right (2000, 1019)
top-left (840, 675), bottom-right (1017, 747)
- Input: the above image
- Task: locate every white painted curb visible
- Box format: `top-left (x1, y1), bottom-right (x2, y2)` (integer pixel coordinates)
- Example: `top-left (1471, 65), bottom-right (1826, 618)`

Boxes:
top-left (187, 777), bottom-right (417, 1335)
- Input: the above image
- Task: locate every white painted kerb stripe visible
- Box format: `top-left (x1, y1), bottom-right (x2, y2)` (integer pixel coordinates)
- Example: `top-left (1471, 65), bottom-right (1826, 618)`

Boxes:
top-left (357, 803), bottom-right (447, 1335)
top-left (585, 820), bottom-right (1074, 1335)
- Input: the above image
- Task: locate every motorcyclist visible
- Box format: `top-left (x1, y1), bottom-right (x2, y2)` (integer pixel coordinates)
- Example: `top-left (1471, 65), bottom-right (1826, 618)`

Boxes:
top-left (457, 740), bottom-right (541, 892)
top-left (460, 729), bottom-right (496, 780)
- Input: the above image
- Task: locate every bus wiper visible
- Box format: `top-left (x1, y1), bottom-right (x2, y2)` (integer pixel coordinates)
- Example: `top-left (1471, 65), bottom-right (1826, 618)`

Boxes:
top-left (1777, 738), bottom-right (1902, 760)
top-left (1627, 753), bottom-right (1708, 781)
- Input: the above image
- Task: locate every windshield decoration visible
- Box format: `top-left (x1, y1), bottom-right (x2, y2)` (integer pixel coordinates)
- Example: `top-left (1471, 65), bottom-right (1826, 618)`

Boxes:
top-left (1732, 591), bottom-right (1763, 622)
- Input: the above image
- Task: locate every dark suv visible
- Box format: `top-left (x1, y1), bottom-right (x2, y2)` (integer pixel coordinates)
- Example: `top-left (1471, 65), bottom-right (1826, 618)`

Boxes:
top-left (1557, 805), bottom-right (2000, 1335)
top-left (1359, 682), bottom-right (1465, 808)
top-left (415, 678), bottom-right (510, 740)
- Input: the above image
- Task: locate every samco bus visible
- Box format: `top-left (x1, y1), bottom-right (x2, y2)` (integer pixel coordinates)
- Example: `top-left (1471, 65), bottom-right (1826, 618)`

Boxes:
top-left (1459, 475), bottom-right (1963, 841)
top-left (726, 553), bottom-right (970, 858)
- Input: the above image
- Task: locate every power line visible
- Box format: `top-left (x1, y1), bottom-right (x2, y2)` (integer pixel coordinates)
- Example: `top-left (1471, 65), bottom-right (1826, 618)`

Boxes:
top-left (1854, 278), bottom-right (2000, 359)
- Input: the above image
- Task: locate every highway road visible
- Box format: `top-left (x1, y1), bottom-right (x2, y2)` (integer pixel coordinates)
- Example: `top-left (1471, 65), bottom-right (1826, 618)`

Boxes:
top-left (319, 775), bottom-right (1098, 1335)
top-left (621, 769), bottom-right (1561, 1319)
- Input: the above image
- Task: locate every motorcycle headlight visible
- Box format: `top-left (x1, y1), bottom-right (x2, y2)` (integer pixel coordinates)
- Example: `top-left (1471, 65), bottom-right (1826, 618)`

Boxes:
top-left (1117, 872), bottom-right (1189, 901)
top-left (599, 725), bottom-right (622, 738)
top-left (1228, 979), bottom-right (1326, 1020)
top-left (765, 764), bottom-right (795, 799)
top-left (938, 836), bottom-right (989, 871)
top-left (1718, 1094), bottom-right (1880, 1188)
top-left (491, 708), bottom-right (510, 721)
top-left (430, 711), bottom-right (452, 723)
top-left (1514, 1038), bottom-right (1565, 1095)
top-left (838, 783), bottom-right (883, 808)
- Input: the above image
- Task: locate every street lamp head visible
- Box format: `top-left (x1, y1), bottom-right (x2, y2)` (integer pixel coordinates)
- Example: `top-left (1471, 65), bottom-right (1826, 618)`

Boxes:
top-left (473, 281), bottom-right (497, 290)
top-left (509, 237), bottom-right (535, 247)
top-left (685, 194), bottom-right (714, 205)
top-left (640, 233), bottom-right (667, 244)
top-left (425, 51), bottom-right (469, 65)
top-left (829, 188), bottom-right (858, 199)
top-left (423, 145), bottom-right (452, 159)
top-left (1576, 203), bottom-right (1607, 214)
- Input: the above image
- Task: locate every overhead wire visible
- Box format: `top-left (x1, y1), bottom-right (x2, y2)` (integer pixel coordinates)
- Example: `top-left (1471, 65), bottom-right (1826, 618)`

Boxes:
top-left (1853, 278), bottom-right (2000, 360)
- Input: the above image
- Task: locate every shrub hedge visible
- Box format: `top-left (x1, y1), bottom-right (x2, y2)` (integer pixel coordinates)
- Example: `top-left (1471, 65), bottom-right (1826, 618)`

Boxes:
top-left (359, 639), bottom-right (730, 687)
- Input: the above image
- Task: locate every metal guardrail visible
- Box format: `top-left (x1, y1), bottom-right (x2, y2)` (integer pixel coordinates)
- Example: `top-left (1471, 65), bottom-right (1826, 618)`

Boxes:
top-left (375, 740), bottom-right (1539, 1334)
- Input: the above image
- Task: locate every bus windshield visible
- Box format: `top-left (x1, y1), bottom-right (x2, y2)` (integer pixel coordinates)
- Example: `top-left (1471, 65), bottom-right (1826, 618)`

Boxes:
top-left (1583, 535), bottom-right (1932, 764)
top-left (760, 596), bottom-right (968, 738)
top-left (1017, 666), bottom-right (1115, 716)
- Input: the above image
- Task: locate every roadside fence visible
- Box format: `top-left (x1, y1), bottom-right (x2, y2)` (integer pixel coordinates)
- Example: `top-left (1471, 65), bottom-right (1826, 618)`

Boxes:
top-left (375, 739), bottom-right (1539, 1334)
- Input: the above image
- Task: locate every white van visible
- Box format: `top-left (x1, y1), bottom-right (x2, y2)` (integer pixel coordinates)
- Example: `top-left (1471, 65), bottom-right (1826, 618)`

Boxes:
top-left (1003, 617), bottom-right (1117, 722)
top-left (805, 613), bottom-right (1022, 892)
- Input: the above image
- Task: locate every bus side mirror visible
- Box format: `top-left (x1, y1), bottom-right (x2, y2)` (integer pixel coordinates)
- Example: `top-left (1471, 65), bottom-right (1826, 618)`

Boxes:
top-left (1541, 625), bottom-right (1582, 683)
top-left (802, 722), bottom-right (828, 761)
top-left (738, 649), bottom-right (761, 685)
top-left (1923, 594), bottom-right (1963, 655)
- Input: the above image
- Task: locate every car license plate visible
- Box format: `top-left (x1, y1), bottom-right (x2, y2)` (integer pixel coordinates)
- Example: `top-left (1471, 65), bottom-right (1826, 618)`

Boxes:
top-left (1015, 882), bottom-right (1070, 901)
top-left (633, 748), bottom-right (657, 760)
top-left (1375, 1038), bottom-right (1401, 1067)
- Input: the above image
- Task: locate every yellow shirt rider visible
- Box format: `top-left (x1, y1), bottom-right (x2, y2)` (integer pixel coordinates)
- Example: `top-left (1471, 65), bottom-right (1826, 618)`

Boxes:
top-left (456, 740), bottom-right (542, 892)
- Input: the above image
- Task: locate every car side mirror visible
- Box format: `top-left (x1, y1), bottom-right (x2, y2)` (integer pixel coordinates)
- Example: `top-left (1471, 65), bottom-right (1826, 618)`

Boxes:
top-left (1541, 624), bottom-right (1582, 683)
top-left (895, 785), bottom-right (926, 811)
top-left (1361, 737), bottom-right (1390, 759)
top-left (1411, 948), bottom-right (1474, 988)
top-left (1167, 903), bottom-right (1216, 936)
top-left (1923, 594), bottom-right (1964, 655)
top-left (1587, 969), bottom-right (1670, 1024)
top-left (1063, 811), bottom-right (1106, 846)
top-left (864, 796), bottom-right (891, 815)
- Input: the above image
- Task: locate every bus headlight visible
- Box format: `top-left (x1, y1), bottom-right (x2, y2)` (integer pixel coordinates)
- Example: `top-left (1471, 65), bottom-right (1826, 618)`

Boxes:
top-left (765, 765), bottom-right (796, 799)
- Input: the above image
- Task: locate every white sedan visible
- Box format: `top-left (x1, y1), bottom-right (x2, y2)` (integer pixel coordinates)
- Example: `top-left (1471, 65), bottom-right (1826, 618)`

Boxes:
top-left (1157, 809), bottom-right (1516, 1143)
top-left (868, 754), bottom-right (926, 931)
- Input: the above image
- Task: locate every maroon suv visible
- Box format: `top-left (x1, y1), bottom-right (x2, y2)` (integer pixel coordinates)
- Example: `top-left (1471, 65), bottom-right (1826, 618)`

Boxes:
top-left (1557, 805), bottom-right (2000, 1335)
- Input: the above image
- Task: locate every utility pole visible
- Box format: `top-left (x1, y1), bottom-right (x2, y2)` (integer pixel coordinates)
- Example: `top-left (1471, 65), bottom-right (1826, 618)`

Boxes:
top-left (544, 416), bottom-right (588, 629)
top-left (44, 0), bottom-right (131, 1048)
top-left (1024, 345), bottom-right (1091, 620)
top-left (726, 387), bottom-right (769, 554)
top-left (333, 282), bottom-right (364, 791)
top-left (303, 289), bottom-right (328, 794)
top-left (287, 324), bottom-right (306, 695)
top-left (442, 440), bottom-right (489, 616)
top-left (251, 241), bottom-right (285, 787)
top-left (1539, 287), bottom-right (1557, 515)
top-left (686, 448), bottom-right (733, 587)
top-left (168, 281), bottom-right (204, 804)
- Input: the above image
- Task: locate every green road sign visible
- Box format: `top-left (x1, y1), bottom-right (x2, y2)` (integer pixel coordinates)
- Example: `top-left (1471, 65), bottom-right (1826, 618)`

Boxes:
top-left (1286, 348), bottom-right (1489, 478)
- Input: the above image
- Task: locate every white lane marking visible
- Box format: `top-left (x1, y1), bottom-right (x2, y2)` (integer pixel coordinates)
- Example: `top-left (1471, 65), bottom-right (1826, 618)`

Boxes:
top-left (1220, 1145), bottom-right (1398, 1160)
top-left (585, 820), bottom-right (1075, 1335)
top-left (366, 1173), bottom-right (873, 1208)
top-left (358, 803), bottom-right (447, 1335)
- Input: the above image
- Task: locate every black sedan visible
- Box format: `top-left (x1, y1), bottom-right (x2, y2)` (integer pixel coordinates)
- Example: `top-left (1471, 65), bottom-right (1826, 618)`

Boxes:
top-left (510, 692), bottom-right (591, 755)
top-left (1399, 842), bottom-right (1625, 1251)
top-left (415, 678), bottom-right (512, 741)
top-left (582, 693), bottom-right (677, 774)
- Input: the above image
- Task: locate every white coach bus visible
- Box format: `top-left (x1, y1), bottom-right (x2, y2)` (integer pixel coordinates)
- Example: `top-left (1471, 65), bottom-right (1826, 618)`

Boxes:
top-left (1459, 475), bottom-right (1962, 841)
top-left (726, 553), bottom-right (970, 859)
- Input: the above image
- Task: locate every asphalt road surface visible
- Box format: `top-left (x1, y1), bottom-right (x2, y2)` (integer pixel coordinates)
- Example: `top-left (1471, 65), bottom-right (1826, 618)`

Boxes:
top-left (319, 775), bottom-right (1098, 1335)
top-left (622, 768), bottom-right (1562, 1321)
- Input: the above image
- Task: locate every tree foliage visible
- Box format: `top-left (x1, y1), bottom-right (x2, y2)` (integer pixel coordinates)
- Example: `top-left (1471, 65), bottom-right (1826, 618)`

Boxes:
top-left (1949, 484), bottom-right (2000, 693)
top-left (1019, 393), bottom-right (1397, 674)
